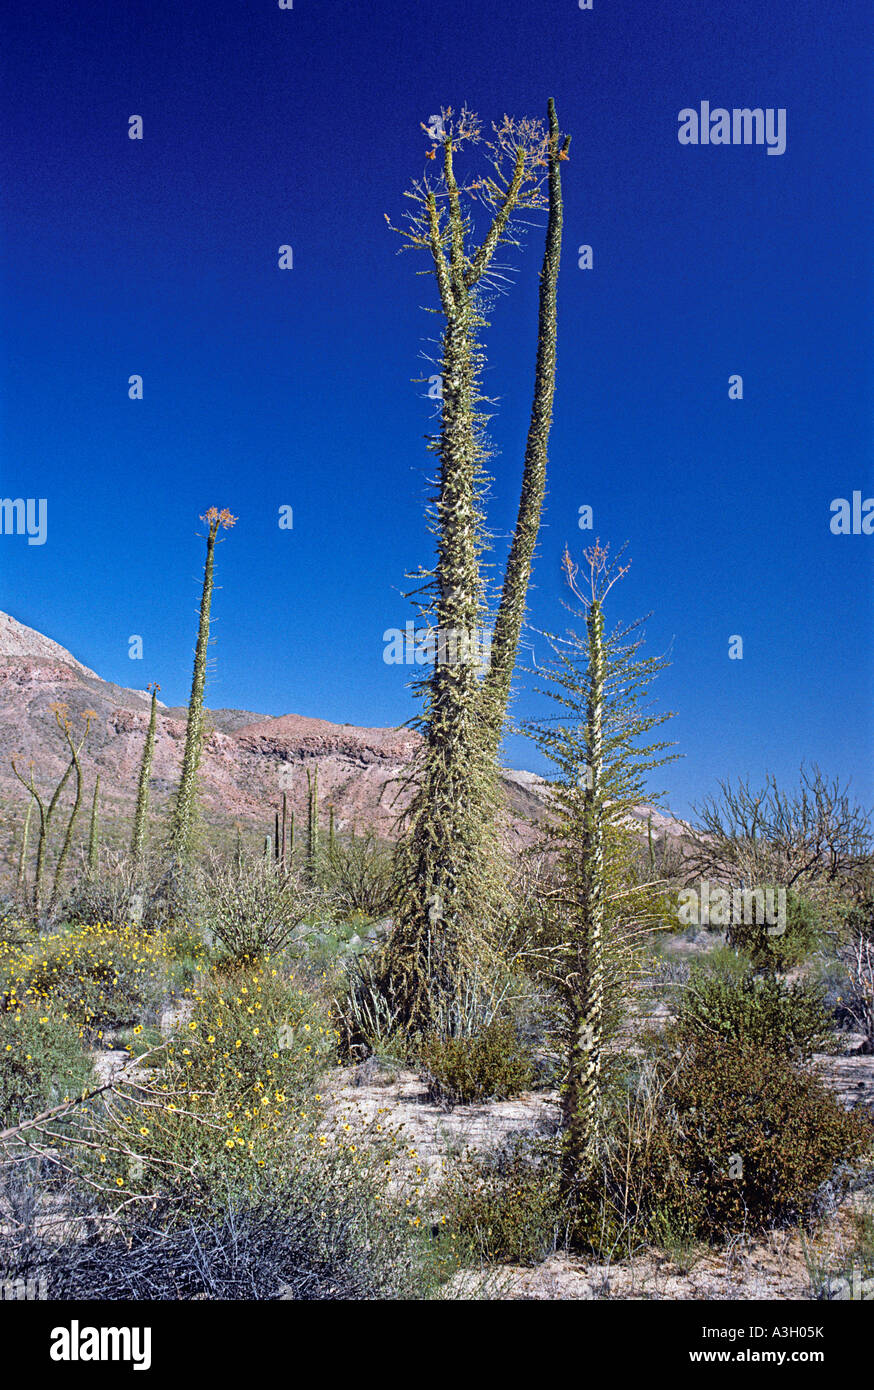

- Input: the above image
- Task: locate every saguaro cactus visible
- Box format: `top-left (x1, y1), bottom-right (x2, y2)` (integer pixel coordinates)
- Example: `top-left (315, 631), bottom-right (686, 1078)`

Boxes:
top-left (168, 508), bottom-right (237, 870)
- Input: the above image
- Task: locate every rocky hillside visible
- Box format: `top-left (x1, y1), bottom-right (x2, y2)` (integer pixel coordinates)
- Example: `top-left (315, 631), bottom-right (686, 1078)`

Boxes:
top-left (0, 610), bottom-right (687, 863)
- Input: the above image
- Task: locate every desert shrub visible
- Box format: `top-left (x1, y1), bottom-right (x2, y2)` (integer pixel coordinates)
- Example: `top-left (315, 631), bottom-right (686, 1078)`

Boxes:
top-left (835, 934), bottom-right (874, 1052)
top-left (298, 912), bottom-right (378, 972)
top-left (655, 1041), bottom-right (871, 1237)
top-left (62, 851), bottom-right (152, 927)
top-left (0, 903), bottom-right (28, 949)
top-left (418, 1019), bottom-right (535, 1105)
top-left (0, 1006), bottom-right (94, 1128)
top-left (197, 856), bottom-right (318, 961)
top-left (165, 921), bottom-right (210, 986)
top-left (324, 833), bottom-right (394, 918)
top-left (669, 957), bottom-right (836, 1060)
top-left (5, 1144), bottom-right (441, 1300)
top-left (90, 963), bottom-right (339, 1201)
top-left (336, 951), bottom-right (413, 1054)
top-left (726, 887), bottom-right (824, 971)
top-left (565, 1045), bottom-right (872, 1252)
top-left (559, 1058), bottom-right (706, 1257)
top-left (0, 924), bottom-right (173, 1037)
top-left (438, 1134), bottom-right (563, 1265)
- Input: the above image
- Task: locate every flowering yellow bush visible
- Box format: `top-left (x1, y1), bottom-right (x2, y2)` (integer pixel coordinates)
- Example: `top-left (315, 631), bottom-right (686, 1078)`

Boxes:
top-left (94, 962), bottom-right (341, 1199)
top-left (0, 923), bottom-right (176, 1035)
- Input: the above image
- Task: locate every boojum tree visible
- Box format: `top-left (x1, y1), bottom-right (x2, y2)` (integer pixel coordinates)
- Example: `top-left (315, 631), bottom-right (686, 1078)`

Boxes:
top-left (527, 542), bottom-right (679, 1191)
top-left (131, 682), bottom-right (160, 869)
top-left (381, 102), bottom-right (571, 1034)
top-left (87, 773), bottom-right (100, 877)
top-left (167, 509), bottom-right (237, 872)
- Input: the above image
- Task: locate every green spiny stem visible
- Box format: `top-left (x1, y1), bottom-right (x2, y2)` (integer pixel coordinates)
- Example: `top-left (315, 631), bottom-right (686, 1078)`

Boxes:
top-left (87, 774), bottom-right (100, 876)
top-left (16, 796), bottom-right (33, 891)
top-left (383, 103), bottom-right (570, 1034)
top-left (528, 544), bottom-right (679, 1194)
top-left (306, 767), bottom-right (319, 875)
top-left (168, 508), bottom-right (236, 870)
top-left (48, 713), bottom-right (94, 918)
top-left (281, 791), bottom-right (288, 866)
top-left (131, 685), bottom-right (159, 868)
top-left (560, 598), bottom-right (605, 1191)
top-left (482, 99), bottom-right (570, 752)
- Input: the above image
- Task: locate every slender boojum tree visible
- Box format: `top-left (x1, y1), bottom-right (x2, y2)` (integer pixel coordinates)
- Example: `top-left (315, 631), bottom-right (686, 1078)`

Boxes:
top-left (87, 774), bottom-right (100, 876)
top-left (527, 543), bottom-right (679, 1190)
top-left (131, 683), bottom-right (159, 869)
top-left (48, 708), bottom-right (96, 917)
top-left (11, 703), bottom-right (93, 921)
top-left (482, 97), bottom-right (569, 751)
top-left (306, 766), bottom-right (319, 878)
top-left (16, 796), bottom-right (33, 892)
top-left (168, 508), bottom-right (237, 870)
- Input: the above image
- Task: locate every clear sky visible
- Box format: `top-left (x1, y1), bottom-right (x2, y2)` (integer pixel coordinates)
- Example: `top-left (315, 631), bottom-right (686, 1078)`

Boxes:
top-left (1, 0), bottom-right (872, 818)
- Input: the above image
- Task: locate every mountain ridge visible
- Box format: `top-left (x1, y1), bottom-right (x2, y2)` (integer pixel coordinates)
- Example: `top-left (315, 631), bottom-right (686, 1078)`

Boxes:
top-left (0, 610), bottom-right (686, 863)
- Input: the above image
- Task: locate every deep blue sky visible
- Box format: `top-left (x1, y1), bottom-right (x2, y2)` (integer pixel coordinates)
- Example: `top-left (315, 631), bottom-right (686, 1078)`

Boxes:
top-left (1, 0), bottom-right (872, 817)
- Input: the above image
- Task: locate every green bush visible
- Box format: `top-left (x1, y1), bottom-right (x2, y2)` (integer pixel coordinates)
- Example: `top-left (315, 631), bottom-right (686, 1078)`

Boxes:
top-left (198, 857), bottom-right (317, 962)
top-left (726, 887), bottom-right (824, 971)
top-left (438, 1135), bottom-right (562, 1265)
top-left (669, 957), bottom-right (836, 1060)
top-left (656, 1041), bottom-right (871, 1237)
top-left (0, 1006), bottom-right (94, 1128)
top-left (418, 1019), bottom-right (535, 1105)
top-left (323, 833), bottom-right (394, 918)
top-left (90, 961), bottom-right (340, 1201)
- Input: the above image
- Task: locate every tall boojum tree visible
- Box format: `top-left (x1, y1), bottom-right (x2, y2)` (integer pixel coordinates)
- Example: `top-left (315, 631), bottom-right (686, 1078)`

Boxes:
top-left (381, 101), bottom-right (571, 1033)
top-left (131, 683), bottom-right (160, 870)
top-left (167, 509), bottom-right (237, 874)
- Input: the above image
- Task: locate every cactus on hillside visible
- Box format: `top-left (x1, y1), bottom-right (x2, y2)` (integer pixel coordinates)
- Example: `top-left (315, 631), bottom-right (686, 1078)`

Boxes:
top-left (306, 766), bottom-right (319, 876)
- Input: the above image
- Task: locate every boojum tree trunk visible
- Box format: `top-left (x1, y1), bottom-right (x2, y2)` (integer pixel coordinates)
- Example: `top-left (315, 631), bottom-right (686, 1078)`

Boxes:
top-left (87, 774), bottom-right (100, 876)
top-left (168, 509), bottom-right (236, 872)
top-left (482, 98), bottom-right (568, 753)
top-left (385, 102), bottom-right (570, 1034)
top-left (131, 684), bottom-right (159, 869)
top-left (561, 598), bottom-right (605, 1192)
